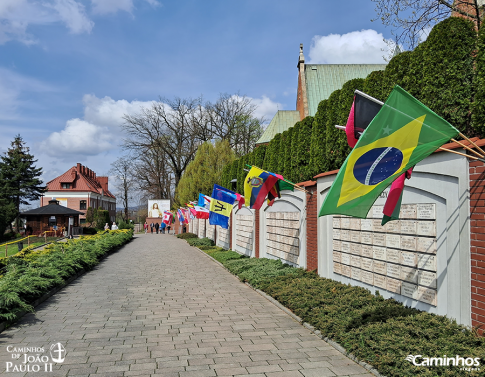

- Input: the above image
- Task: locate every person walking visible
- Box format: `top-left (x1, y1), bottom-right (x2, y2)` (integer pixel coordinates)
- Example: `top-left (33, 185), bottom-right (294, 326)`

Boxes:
top-left (104, 223), bottom-right (110, 231)
top-left (144, 222), bottom-right (148, 234)
top-left (161, 222), bottom-right (166, 234)
top-left (155, 222), bottom-right (159, 234)
top-left (111, 222), bottom-right (118, 230)
top-left (150, 222), bottom-right (154, 234)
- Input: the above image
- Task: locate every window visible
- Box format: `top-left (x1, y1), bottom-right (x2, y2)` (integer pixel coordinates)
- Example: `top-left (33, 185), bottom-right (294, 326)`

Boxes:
top-left (61, 183), bottom-right (70, 189)
top-left (80, 219), bottom-right (86, 224)
top-left (80, 200), bottom-right (86, 210)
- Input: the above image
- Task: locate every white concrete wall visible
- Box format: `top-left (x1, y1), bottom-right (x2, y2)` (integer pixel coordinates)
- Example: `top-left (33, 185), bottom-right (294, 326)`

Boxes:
top-left (233, 207), bottom-right (255, 257)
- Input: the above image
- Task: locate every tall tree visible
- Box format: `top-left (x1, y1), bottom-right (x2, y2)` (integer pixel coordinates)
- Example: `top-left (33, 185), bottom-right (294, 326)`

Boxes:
top-left (0, 135), bottom-right (46, 231)
top-left (110, 156), bottom-right (136, 221)
top-left (372, 0), bottom-right (483, 49)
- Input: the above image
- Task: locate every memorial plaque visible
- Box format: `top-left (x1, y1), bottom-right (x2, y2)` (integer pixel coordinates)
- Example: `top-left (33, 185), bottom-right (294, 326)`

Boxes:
top-left (351, 267), bottom-right (362, 281)
top-left (417, 237), bottom-right (437, 254)
top-left (350, 231), bottom-right (361, 243)
top-left (350, 218), bottom-right (361, 230)
top-left (341, 217), bottom-right (351, 229)
top-left (400, 204), bottom-right (417, 219)
top-left (400, 220), bottom-right (417, 235)
top-left (373, 220), bottom-right (385, 232)
top-left (417, 204), bottom-right (436, 220)
top-left (373, 260), bottom-right (387, 275)
top-left (374, 273), bottom-right (387, 289)
top-left (387, 277), bottom-right (402, 293)
top-left (373, 233), bottom-right (386, 246)
top-left (401, 282), bottom-right (418, 299)
top-left (361, 219), bottom-right (373, 232)
top-left (401, 236), bottom-right (417, 251)
top-left (387, 263), bottom-right (401, 279)
top-left (418, 270), bottom-right (437, 289)
top-left (385, 221), bottom-right (401, 234)
top-left (350, 243), bottom-right (361, 255)
top-left (333, 251), bottom-right (341, 263)
top-left (417, 286), bottom-right (437, 306)
top-left (341, 253), bottom-right (351, 265)
top-left (417, 221), bottom-right (436, 237)
top-left (401, 266), bottom-right (418, 284)
top-left (400, 251), bottom-right (417, 267)
top-left (341, 264), bottom-right (351, 277)
top-left (361, 232), bottom-right (373, 245)
top-left (341, 242), bottom-right (350, 253)
top-left (333, 217), bottom-right (341, 228)
top-left (351, 255), bottom-right (361, 268)
top-left (333, 262), bottom-right (342, 275)
top-left (361, 270), bottom-right (374, 285)
top-left (340, 230), bottom-right (350, 241)
top-left (417, 254), bottom-right (437, 271)
top-left (361, 257), bottom-right (373, 271)
top-left (386, 249), bottom-right (400, 264)
top-left (386, 234), bottom-right (401, 249)
top-left (333, 240), bottom-right (341, 251)
top-left (361, 244), bottom-right (373, 258)
top-left (372, 205), bottom-right (384, 219)
top-left (373, 246), bottom-right (387, 261)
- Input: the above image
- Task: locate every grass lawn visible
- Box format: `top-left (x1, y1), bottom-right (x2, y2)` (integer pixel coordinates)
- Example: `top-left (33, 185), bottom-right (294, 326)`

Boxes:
top-left (0, 236), bottom-right (62, 257)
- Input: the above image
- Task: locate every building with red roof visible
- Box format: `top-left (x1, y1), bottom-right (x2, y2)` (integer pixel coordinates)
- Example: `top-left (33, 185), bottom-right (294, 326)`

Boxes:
top-left (41, 163), bottom-right (116, 224)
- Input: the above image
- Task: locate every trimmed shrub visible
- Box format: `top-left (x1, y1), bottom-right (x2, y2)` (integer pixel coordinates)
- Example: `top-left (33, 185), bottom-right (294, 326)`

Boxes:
top-left (186, 237), bottom-right (215, 247)
top-left (309, 99), bottom-right (329, 177)
top-left (176, 232), bottom-right (198, 239)
top-left (473, 22), bottom-right (485, 137)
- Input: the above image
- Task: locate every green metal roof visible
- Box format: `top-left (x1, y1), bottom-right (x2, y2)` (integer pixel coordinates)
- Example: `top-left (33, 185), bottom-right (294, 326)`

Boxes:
top-left (305, 64), bottom-right (387, 116)
top-left (256, 110), bottom-right (301, 144)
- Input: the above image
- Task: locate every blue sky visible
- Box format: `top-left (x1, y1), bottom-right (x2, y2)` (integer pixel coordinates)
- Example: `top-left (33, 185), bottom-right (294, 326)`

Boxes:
top-left (0, 0), bottom-right (395, 200)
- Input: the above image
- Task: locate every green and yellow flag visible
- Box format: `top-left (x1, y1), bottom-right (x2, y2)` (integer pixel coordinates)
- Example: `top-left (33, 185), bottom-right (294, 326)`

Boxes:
top-left (319, 85), bottom-right (459, 218)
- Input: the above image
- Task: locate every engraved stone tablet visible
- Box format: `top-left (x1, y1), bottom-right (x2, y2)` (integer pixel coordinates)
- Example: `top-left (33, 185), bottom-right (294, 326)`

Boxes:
top-left (417, 254), bottom-right (437, 271)
top-left (401, 236), bottom-right (417, 251)
top-left (373, 273), bottom-right (387, 289)
top-left (361, 270), bottom-right (374, 285)
top-left (361, 244), bottom-right (373, 258)
top-left (386, 234), bottom-right (401, 249)
top-left (333, 251), bottom-right (341, 263)
top-left (416, 221), bottom-right (436, 237)
top-left (341, 264), bottom-right (351, 277)
top-left (400, 251), bottom-right (417, 267)
top-left (387, 277), bottom-right (401, 293)
top-left (372, 205), bottom-right (384, 219)
top-left (418, 270), bottom-right (437, 288)
top-left (387, 263), bottom-right (401, 279)
top-left (386, 249), bottom-right (400, 264)
top-left (351, 267), bottom-right (362, 281)
top-left (350, 231), bottom-right (361, 243)
top-left (341, 217), bottom-right (350, 229)
top-left (385, 221), bottom-right (401, 234)
top-left (401, 282), bottom-right (418, 299)
top-left (373, 260), bottom-right (387, 275)
top-left (340, 230), bottom-right (350, 241)
top-left (373, 233), bottom-right (386, 246)
top-left (333, 217), bottom-right (341, 228)
top-left (350, 243), bottom-right (361, 255)
top-left (333, 240), bottom-right (341, 251)
top-left (351, 255), bottom-right (361, 268)
top-left (417, 237), bottom-right (437, 254)
top-left (341, 253), bottom-right (351, 265)
top-left (417, 286), bottom-right (437, 306)
top-left (341, 242), bottom-right (350, 253)
top-left (350, 218), bottom-right (361, 230)
top-left (373, 220), bottom-right (385, 232)
top-left (361, 257), bottom-right (373, 271)
top-left (373, 246), bottom-right (387, 261)
top-left (361, 232), bottom-right (373, 245)
top-left (361, 219), bottom-right (373, 232)
top-left (417, 204), bottom-right (435, 220)
top-left (401, 266), bottom-right (418, 284)
top-left (400, 204), bottom-right (417, 219)
top-left (333, 262), bottom-right (342, 275)
top-left (400, 220), bottom-right (417, 235)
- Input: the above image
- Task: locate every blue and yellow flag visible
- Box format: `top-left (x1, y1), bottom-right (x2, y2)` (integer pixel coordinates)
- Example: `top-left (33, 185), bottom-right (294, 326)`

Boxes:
top-left (209, 185), bottom-right (235, 229)
top-left (244, 167), bottom-right (279, 210)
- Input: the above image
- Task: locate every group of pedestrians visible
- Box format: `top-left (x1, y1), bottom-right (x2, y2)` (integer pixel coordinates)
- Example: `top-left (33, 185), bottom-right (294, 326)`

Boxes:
top-left (144, 221), bottom-right (172, 234)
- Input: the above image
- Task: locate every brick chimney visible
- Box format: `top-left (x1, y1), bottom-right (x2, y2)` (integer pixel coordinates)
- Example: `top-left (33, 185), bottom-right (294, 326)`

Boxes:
top-left (98, 176), bottom-right (109, 193)
top-left (77, 163), bottom-right (81, 172)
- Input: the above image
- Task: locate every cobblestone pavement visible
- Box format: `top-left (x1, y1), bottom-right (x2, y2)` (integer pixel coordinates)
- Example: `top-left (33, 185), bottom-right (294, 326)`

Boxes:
top-left (0, 234), bottom-right (373, 377)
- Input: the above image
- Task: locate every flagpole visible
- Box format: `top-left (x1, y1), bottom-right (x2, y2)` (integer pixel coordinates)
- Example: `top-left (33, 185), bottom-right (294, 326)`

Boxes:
top-left (439, 147), bottom-right (485, 163)
top-left (245, 164), bottom-right (310, 194)
top-left (458, 132), bottom-right (485, 156)
top-left (450, 138), bottom-right (485, 159)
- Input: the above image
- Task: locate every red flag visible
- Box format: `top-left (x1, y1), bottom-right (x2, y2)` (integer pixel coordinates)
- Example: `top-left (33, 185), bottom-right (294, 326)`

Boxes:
top-left (382, 168), bottom-right (413, 225)
top-left (345, 99), bottom-right (358, 148)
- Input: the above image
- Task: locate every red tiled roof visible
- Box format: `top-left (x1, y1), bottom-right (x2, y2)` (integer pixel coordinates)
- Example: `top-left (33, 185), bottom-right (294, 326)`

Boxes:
top-left (295, 180), bottom-right (316, 187)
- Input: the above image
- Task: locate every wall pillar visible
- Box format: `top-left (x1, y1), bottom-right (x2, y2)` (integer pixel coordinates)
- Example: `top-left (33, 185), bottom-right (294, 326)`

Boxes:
top-left (255, 209), bottom-right (260, 258)
top-left (306, 184), bottom-right (318, 272)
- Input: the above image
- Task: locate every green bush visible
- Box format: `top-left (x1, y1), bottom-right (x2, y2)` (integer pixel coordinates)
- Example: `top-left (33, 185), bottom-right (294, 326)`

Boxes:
top-left (176, 232), bottom-right (198, 239)
top-left (186, 237), bottom-right (215, 247)
top-left (117, 220), bottom-right (134, 230)
top-left (82, 227), bottom-right (97, 235)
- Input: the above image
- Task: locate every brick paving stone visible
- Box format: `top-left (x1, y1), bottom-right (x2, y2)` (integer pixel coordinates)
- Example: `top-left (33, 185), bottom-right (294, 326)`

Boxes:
top-left (0, 234), bottom-right (373, 377)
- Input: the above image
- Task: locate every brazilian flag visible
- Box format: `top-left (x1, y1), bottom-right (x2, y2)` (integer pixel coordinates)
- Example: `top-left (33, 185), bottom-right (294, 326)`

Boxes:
top-left (319, 85), bottom-right (459, 218)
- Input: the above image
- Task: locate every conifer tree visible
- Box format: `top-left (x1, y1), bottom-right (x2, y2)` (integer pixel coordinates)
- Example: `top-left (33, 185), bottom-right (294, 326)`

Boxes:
top-left (0, 135), bottom-right (46, 231)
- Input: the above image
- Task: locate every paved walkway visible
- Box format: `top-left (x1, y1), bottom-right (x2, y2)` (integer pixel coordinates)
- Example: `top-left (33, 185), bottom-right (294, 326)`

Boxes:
top-left (0, 234), bottom-right (373, 377)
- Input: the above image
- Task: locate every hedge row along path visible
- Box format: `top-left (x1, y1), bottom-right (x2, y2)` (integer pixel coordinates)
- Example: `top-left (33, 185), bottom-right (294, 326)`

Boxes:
top-left (0, 233), bottom-right (372, 377)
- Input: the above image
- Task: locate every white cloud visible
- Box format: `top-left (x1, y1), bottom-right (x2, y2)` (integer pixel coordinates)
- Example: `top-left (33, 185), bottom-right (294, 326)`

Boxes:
top-left (250, 95), bottom-right (282, 122)
top-left (90, 0), bottom-right (160, 15)
top-left (49, 0), bottom-right (94, 34)
top-left (308, 29), bottom-right (391, 64)
top-left (40, 95), bottom-right (154, 158)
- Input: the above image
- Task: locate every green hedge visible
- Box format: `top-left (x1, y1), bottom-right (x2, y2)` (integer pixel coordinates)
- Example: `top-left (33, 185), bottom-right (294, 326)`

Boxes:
top-left (176, 232), bottom-right (198, 240)
top-left (186, 237), bottom-right (215, 247)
